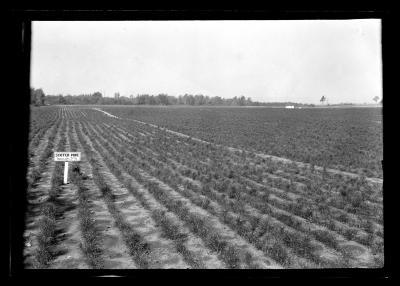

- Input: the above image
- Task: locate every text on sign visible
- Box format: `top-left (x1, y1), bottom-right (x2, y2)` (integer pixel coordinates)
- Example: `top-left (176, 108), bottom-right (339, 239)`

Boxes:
top-left (54, 152), bottom-right (81, 162)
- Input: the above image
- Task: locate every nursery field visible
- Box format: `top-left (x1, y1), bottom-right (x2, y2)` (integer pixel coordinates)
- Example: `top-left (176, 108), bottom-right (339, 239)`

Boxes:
top-left (24, 105), bottom-right (383, 269)
top-left (102, 106), bottom-right (383, 178)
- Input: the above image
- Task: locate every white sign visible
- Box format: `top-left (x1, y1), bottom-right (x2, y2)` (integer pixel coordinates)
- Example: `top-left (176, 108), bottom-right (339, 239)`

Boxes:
top-left (54, 152), bottom-right (81, 162)
top-left (54, 152), bottom-right (81, 184)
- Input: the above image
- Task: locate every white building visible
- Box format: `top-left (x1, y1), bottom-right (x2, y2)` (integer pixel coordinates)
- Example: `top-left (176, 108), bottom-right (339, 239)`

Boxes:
top-left (285, 105), bottom-right (295, 109)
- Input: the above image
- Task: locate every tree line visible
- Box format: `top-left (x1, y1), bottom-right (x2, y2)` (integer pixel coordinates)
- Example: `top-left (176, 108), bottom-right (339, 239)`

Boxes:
top-left (31, 88), bottom-right (46, 106)
top-left (31, 88), bottom-right (316, 107)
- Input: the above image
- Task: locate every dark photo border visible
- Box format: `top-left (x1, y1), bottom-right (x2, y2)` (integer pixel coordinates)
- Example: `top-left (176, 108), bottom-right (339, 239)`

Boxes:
top-left (6, 8), bottom-right (393, 280)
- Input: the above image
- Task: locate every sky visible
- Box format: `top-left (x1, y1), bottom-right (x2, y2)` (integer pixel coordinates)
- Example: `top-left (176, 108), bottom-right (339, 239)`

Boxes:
top-left (31, 20), bottom-right (382, 104)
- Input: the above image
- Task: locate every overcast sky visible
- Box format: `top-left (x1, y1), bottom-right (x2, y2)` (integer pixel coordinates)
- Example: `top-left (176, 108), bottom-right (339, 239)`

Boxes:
top-left (31, 20), bottom-right (382, 104)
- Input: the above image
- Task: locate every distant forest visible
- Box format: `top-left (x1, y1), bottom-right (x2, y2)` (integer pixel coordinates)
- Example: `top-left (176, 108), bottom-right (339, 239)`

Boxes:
top-left (31, 88), bottom-right (316, 107)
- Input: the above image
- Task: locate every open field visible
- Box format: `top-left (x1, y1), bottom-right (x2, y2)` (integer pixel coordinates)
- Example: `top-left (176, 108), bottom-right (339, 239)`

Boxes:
top-left (102, 106), bottom-right (383, 178)
top-left (24, 105), bottom-right (383, 269)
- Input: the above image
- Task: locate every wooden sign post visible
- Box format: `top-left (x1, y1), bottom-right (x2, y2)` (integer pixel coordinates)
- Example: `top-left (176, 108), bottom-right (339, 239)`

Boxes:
top-left (54, 152), bottom-right (81, 184)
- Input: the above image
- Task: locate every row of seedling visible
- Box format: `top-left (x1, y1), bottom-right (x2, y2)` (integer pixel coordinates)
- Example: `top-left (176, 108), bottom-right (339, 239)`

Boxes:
top-left (80, 120), bottom-right (257, 269)
top-left (91, 119), bottom-right (351, 267)
top-left (67, 120), bottom-right (104, 268)
top-left (93, 120), bottom-right (352, 261)
top-left (74, 120), bottom-right (152, 268)
top-left (34, 118), bottom-right (67, 267)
